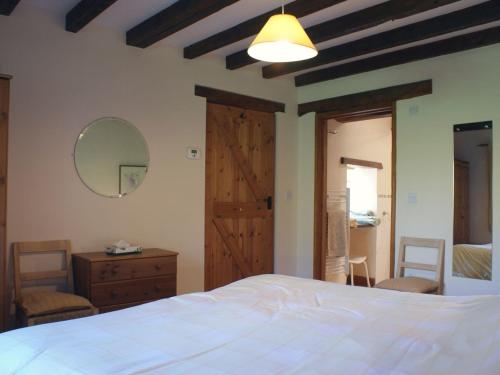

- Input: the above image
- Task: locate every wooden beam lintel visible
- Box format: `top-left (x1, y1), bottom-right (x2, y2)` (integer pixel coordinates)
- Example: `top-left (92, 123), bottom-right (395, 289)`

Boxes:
top-left (298, 80), bottom-right (433, 116)
top-left (195, 85), bottom-right (285, 113)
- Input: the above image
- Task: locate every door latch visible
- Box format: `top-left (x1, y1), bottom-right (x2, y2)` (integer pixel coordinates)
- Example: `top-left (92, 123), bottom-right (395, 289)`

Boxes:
top-left (266, 196), bottom-right (273, 210)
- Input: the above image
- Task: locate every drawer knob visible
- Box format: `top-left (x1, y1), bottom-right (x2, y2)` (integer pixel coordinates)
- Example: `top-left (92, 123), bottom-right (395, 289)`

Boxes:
top-left (154, 285), bottom-right (161, 292)
top-left (111, 265), bottom-right (119, 274)
top-left (110, 290), bottom-right (118, 298)
top-left (155, 264), bottom-right (161, 271)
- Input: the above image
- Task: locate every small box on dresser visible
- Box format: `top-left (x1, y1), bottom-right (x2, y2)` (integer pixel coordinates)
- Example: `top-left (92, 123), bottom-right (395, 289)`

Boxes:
top-left (73, 248), bottom-right (178, 313)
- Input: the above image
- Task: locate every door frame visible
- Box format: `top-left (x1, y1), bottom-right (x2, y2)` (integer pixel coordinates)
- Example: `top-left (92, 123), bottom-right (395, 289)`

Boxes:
top-left (313, 106), bottom-right (396, 281)
top-left (299, 80), bottom-right (434, 281)
top-left (0, 74), bottom-right (11, 331)
top-left (195, 85), bottom-right (285, 291)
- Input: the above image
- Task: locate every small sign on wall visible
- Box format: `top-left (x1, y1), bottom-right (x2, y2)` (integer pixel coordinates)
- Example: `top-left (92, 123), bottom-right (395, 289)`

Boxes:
top-left (186, 147), bottom-right (201, 160)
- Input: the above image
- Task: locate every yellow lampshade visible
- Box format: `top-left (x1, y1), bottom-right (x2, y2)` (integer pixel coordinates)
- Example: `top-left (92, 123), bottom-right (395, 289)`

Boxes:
top-left (248, 14), bottom-right (318, 63)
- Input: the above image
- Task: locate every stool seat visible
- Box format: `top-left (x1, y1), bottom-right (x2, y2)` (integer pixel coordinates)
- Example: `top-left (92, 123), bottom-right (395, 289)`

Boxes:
top-left (349, 256), bottom-right (367, 265)
top-left (348, 256), bottom-right (370, 287)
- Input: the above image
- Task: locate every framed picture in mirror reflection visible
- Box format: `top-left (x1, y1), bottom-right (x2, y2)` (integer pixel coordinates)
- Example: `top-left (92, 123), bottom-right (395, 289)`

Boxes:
top-left (119, 165), bottom-right (148, 196)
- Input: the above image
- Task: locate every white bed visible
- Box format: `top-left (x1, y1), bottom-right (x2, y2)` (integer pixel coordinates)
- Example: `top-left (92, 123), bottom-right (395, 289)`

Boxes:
top-left (1, 274), bottom-right (499, 374)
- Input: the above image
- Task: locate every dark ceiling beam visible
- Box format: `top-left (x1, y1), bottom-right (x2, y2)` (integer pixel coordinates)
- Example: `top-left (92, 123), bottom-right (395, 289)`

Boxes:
top-left (298, 80), bottom-right (432, 116)
top-left (226, 0), bottom-right (461, 70)
top-left (127, 0), bottom-right (240, 48)
top-left (183, 0), bottom-right (346, 59)
top-left (66, 0), bottom-right (119, 33)
top-left (295, 26), bottom-right (500, 87)
top-left (0, 0), bottom-right (20, 15)
top-left (264, 0), bottom-right (500, 79)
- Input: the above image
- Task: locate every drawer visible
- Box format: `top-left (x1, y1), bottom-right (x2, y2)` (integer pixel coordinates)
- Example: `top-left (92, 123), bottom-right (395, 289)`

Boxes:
top-left (91, 256), bottom-right (176, 283)
top-left (91, 276), bottom-right (176, 307)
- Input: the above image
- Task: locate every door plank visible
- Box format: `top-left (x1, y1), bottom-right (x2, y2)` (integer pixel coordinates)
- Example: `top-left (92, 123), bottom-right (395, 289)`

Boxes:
top-left (213, 218), bottom-right (252, 277)
top-left (214, 202), bottom-right (271, 218)
top-left (216, 118), bottom-right (267, 201)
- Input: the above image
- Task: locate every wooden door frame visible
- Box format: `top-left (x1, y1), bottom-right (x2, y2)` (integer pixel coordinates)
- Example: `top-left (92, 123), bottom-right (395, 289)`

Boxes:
top-left (196, 85), bottom-right (285, 291)
top-left (313, 107), bottom-right (396, 281)
top-left (0, 74), bottom-right (11, 331)
top-left (301, 80), bottom-right (433, 281)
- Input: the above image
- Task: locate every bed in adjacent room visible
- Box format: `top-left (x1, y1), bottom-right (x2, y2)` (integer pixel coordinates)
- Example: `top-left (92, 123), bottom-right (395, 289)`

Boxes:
top-left (1, 274), bottom-right (499, 374)
top-left (453, 243), bottom-right (492, 280)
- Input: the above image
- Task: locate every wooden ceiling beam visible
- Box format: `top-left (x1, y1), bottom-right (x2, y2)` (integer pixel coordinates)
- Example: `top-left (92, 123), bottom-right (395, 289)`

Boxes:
top-left (0, 0), bottom-right (20, 15)
top-left (295, 26), bottom-right (500, 87)
top-left (264, 0), bottom-right (500, 79)
top-left (183, 0), bottom-right (346, 59)
top-left (127, 0), bottom-right (240, 48)
top-left (66, 0), bottom-right (119, 33)
top-left (226, 0), bottom-right (461, 70)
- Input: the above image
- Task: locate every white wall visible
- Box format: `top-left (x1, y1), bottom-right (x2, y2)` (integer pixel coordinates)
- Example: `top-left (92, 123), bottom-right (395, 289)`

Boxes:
top-left (0, 4), bottom-right (299, 304)
top-left (297, 44), bottom-right (500, 295)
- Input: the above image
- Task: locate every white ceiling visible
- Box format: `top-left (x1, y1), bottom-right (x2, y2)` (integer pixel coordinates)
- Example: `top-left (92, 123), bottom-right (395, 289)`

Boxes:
top-left (21, 0), bottom-right (493, 73)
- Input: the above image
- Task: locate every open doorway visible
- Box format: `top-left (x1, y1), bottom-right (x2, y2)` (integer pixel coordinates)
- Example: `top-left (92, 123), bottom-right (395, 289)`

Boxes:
top-left (314, 108), bottom-right (396, 286)
top-left (325, 117), bottom-right (393, 286)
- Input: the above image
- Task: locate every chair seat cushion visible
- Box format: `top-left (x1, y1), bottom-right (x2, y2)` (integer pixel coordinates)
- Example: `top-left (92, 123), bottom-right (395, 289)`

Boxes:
top-left (375, 277), bottom-right (439, 293)
top-left (18, 291), bottom-right (94, 317)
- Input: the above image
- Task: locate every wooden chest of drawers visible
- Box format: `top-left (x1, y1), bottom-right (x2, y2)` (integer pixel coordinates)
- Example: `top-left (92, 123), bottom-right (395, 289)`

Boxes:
top-left (73, 248), bottom-right (178, 313)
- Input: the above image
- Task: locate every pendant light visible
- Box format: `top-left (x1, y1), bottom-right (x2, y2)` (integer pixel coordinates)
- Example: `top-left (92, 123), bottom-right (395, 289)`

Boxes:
top-left (247, 3), bottom-right (318, 63)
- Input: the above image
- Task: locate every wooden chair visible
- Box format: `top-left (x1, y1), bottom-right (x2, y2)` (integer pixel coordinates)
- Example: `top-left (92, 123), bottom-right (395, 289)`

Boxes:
top-left (375, 237), bottom-right (445, 295)
top-left (13, 240), bottom-right (97, 327)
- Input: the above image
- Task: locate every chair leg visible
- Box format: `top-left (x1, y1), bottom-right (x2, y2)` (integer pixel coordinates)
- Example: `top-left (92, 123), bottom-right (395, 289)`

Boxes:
top-left (350, 263), bottom-right (354, 286)
top-left (363, 261), bottom-right (371, 287)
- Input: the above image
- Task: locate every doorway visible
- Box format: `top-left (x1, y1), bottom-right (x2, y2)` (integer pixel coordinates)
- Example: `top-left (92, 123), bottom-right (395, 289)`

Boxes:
top-left (314, 107), bottom-right (396, 284)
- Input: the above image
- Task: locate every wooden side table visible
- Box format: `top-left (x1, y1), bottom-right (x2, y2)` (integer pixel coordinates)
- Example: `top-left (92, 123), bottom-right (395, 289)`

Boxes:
top-left (73, 248), bottom-right (178, 313)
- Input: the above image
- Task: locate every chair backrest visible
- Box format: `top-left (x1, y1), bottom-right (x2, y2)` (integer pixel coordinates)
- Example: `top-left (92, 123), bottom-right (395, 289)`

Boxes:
top-left (13, 240), bottom-right (73, 299)
top-left (397, 236), bottom-right (445, 294)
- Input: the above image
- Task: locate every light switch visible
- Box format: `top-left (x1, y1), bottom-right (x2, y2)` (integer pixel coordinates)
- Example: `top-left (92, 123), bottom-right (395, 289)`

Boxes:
top-left (407, 192), bottom-right (417, 204)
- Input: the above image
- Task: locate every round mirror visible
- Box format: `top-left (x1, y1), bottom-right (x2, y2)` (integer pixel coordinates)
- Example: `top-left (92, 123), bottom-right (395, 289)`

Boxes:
top-left (74, 117), bottom-right (149, 198)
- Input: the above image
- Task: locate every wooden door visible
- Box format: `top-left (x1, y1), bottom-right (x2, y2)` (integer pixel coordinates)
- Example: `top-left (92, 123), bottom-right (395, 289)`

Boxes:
top-left (205, 103), bottom-right (275, 290)
top-left (0, 77), bottom-right (9, 331)
top-left (454, 159), bottom-right (469, 244)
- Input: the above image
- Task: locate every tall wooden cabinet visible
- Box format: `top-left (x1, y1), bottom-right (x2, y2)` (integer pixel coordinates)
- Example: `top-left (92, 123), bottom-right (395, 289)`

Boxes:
top-left (0, 76), bottom-right (10, 332)
top-left (454, 159), bottom-right (469, 244)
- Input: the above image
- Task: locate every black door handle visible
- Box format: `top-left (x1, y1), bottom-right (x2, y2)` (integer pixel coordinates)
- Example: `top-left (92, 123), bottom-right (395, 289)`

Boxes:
top-left (266, 196), bottom-right (273, 210)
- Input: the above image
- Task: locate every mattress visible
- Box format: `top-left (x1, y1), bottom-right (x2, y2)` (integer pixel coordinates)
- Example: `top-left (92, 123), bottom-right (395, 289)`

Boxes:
top-left (1, 274), bottom-right (499, 374)
top-left (453, 243), bottom-right (492, 280)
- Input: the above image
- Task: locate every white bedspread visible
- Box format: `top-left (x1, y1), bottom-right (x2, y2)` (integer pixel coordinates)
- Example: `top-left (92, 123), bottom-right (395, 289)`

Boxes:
top-left (1, 274), bottom-right (499, 374)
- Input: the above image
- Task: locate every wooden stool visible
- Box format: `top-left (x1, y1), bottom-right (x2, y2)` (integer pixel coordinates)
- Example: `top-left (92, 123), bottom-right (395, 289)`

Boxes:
top-left (349, 256), bottom-right (371, 287)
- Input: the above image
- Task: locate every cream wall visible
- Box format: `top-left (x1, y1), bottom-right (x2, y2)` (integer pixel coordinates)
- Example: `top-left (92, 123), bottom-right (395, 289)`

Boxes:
top-left (297, 44), bottom-right (500, 295)
top-left (0, 4), bottom-right (298, 301)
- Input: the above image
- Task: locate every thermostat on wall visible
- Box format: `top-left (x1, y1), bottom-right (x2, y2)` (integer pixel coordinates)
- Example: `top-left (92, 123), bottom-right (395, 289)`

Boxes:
top-left (186, 147), bottom-right (201, 160)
